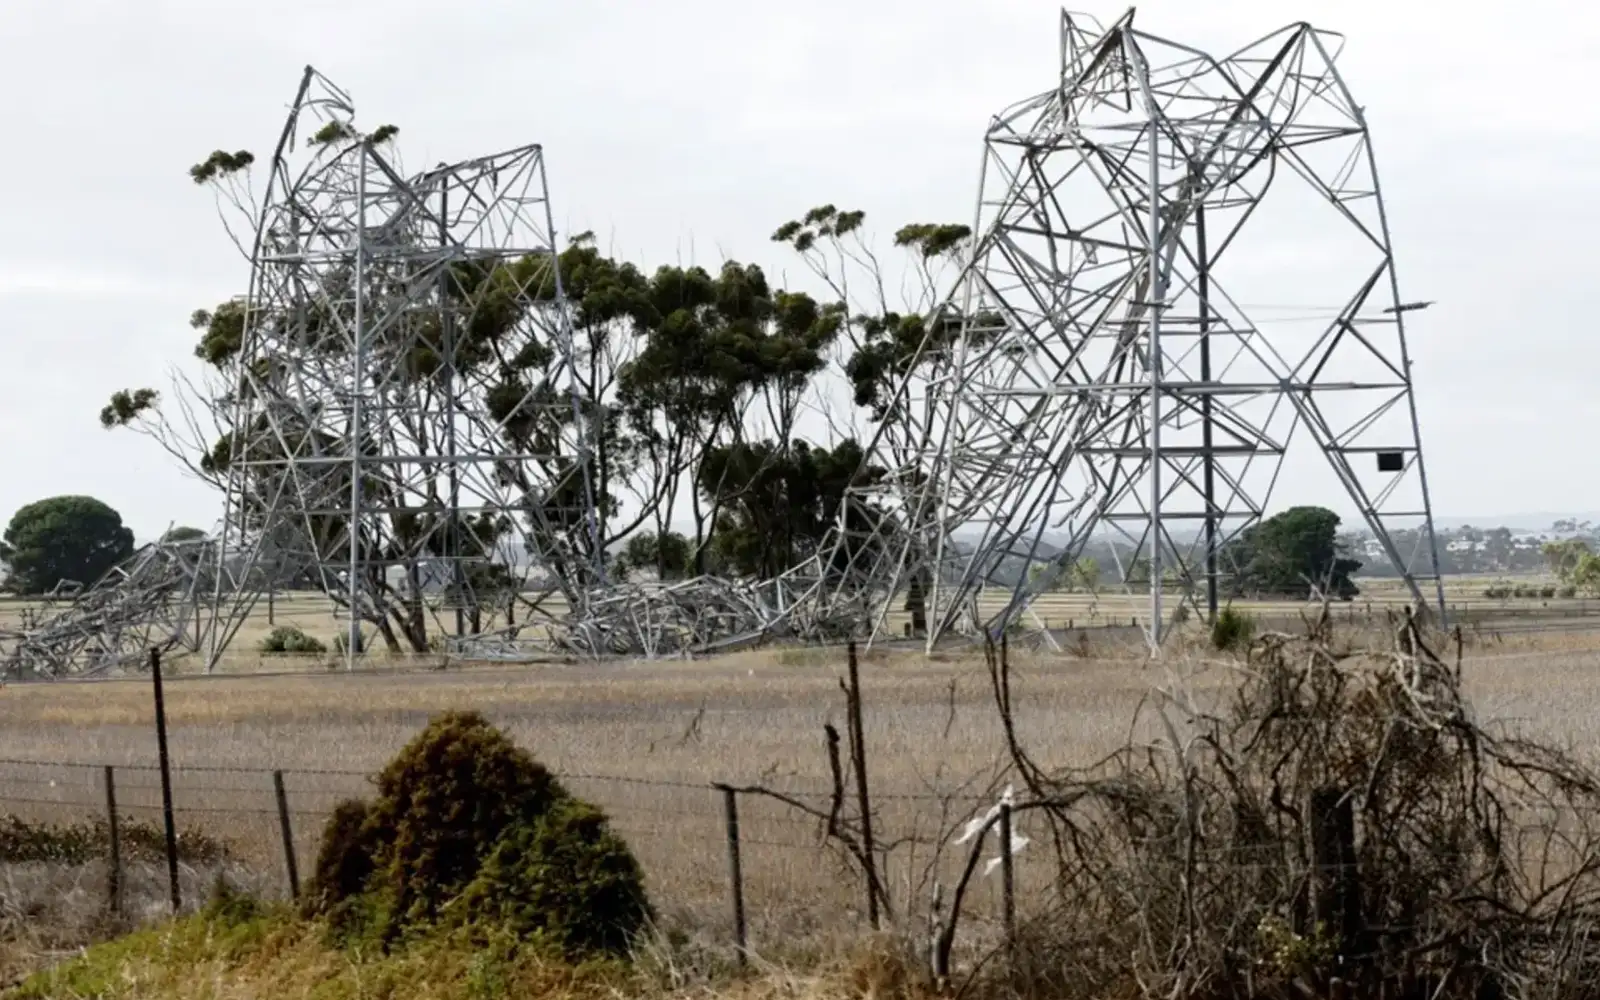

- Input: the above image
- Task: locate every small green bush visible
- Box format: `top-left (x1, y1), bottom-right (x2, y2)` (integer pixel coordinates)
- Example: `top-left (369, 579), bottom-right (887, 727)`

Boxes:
top-left (303, 710), bottom-right (649, 957)
top-left (331, 629), bottom-right (375, 654)
top-left (119, 819), bottom-right (229, 864)
top-left (1541, 586), bottom-right (1558, 599)
top-left (259, 625), bottom-right (326, 654)
top-left (1560, 585), bottom-right (1579, 599)
top-left (370, 711), bottom-right (568, 927)
top-left (0, 814), bottom-right (227, 865)
top-left (1211, 607), bottom-right (1255, 652)
top-left (459, 798), bottom-right (653, 957)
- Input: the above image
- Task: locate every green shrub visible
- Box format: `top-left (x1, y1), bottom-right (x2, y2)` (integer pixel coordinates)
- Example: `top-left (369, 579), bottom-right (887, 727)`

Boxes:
top-left (331, 629), bottom-right (378, 655)
top-left (370, 711), bottom-right (568, 927)
top-left (1541, 586), bottom-right (1557, 599)
top-left (459, 798), bottom-right (652, 957)
top-left (119, 819), bottom-right (229, 864)
top-left (259, 625), bottom-right (326, 654)
top-left (0, 814), bottom-right (227, 865)
top-left (1211, 607), bottom-right (1254, 652)
top-left (302, 710), bottom-right (648, 957)
top-left (303, 799), bottom-right (380, 919)
top-left (1560, 585), bottom-right (1579, 599)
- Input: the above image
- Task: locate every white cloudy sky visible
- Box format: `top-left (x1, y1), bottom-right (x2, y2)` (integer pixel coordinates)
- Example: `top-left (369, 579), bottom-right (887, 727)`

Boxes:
top-left (0, 0), bottom-right (1594, 540)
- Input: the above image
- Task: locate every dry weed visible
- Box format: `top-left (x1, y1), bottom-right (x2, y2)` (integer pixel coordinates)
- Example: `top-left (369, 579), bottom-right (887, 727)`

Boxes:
top-left (946, 612), bottom-right (1600, 999)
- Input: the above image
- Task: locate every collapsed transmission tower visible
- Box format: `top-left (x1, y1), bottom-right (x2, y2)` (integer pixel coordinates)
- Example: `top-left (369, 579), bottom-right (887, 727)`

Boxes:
top-left (0, 535), bottom-right (212, 678)
top-left (808, 8), bottom-right (1446, 652)
top-left (204, 67), bottom-right (602, 668)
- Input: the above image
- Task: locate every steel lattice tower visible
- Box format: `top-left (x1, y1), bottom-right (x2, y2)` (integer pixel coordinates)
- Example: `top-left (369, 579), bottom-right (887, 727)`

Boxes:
top-left (204, 68), bottom-right (602, 668)
top-left (808, 9), bottom-right (1446, 652)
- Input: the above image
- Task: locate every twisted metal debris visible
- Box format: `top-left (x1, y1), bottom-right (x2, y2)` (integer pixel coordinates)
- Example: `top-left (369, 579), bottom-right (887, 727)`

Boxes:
top-left (194, 67), bottom-right (604, 671)
top-left (800, 7), bottom-right (1447, 654)
top-left (1, 536), bottom-right (211, 677)
top-left (439, 573), bottom-right (828, 661)
top-left (3, 8), bottom-right (1447, 673)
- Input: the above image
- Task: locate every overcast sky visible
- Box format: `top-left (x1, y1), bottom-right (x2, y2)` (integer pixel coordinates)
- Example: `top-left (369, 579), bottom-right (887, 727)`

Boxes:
top-left (1, 0), bottom-right (1595, 540)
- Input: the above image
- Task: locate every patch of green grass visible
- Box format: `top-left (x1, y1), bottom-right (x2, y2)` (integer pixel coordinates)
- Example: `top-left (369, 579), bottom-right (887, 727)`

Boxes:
top-left (11, 903), bottom-right (282, 999)
top-left (9, 906), bottom-right (632, 1000)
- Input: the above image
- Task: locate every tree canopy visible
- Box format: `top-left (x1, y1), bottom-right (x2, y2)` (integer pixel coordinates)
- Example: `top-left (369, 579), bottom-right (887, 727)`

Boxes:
top-left (0, 496), bottom-right (136, 595)
top-left (1544, 539), bottom-right (1600, 595)
top-left (1228, 506), bottom-right (1361, 599)
top-left (99, 135), bottom-right (972, 652)
top-left (615, 530), bottom-right (694, 582)
top-left (697, 438), bottom-right (882, 579)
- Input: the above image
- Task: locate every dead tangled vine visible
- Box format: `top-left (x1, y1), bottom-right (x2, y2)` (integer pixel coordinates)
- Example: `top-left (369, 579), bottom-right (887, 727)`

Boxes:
top-left (964, 609), bottom-right (1600, 999)
top-left (724, 611), bottom-right (1600, 998)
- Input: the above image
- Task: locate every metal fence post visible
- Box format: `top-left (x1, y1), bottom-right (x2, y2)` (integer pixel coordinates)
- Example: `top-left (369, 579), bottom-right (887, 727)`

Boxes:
top-left (103, 765), bottom-right (121, 916)
top-left (717, 784), bottom-right (748, 968)
top-left (273, 770), bottom-right (300, 899)
top-left (149, 647), bottom-right (180, 912)
top-left (999, 802), bottom-right (1016, 964)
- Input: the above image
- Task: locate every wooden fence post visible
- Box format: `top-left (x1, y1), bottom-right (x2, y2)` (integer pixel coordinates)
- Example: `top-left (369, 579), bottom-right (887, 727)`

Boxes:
top-left (717, 785), bottom-right (748, 968)
top-left (273, 770), bottom-right (300, 899)
top-left (846, 641), bottom-right (881, 928)
top-left (103, 765), bottom-right (121, 915)
top-left (149, 647), bottom-right (181, 912)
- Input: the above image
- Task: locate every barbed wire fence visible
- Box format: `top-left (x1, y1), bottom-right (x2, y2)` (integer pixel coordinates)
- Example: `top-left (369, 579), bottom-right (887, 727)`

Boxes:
top-left (3, 627), bottom-right (1599, 977)
top-left (0, 751), bottom-right (1047, 962)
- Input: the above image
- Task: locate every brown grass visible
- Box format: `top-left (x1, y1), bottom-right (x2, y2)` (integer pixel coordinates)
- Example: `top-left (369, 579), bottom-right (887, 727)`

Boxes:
top-left (3, 572), bottom-right (1594, 676)
top-left (12, 908), bottom-right (936, 1000)
top-left (0, 619), bottom-right (1599, 979)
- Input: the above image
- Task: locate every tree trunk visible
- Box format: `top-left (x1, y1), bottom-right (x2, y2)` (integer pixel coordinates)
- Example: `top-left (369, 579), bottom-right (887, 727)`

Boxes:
top-left (374, 617), bottom-right (401, 654)
top-left (406, 560), bottom-right (427, 651)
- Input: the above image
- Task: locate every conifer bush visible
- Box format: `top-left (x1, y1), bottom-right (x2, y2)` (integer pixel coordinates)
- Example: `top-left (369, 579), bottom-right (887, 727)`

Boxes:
top-left (302, 710), bottom-right (651, 957)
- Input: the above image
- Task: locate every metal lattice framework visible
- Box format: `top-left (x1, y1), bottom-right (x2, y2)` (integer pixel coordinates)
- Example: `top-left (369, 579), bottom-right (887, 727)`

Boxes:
top-left (2, 13), bottom-right (1447, 673)
top-left (801, 8), bottom-right (1446, 652)
top-left (1, 535), bottom-right (212, 677)
top-left (200, 67), bottom-right (603, 668)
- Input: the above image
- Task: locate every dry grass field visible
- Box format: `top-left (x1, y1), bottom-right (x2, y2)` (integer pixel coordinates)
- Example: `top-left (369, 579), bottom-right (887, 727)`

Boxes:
top-left (3, 571), bottom-right (1591, 676)
top-left (1, 617), bottom-right (1599, 967)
